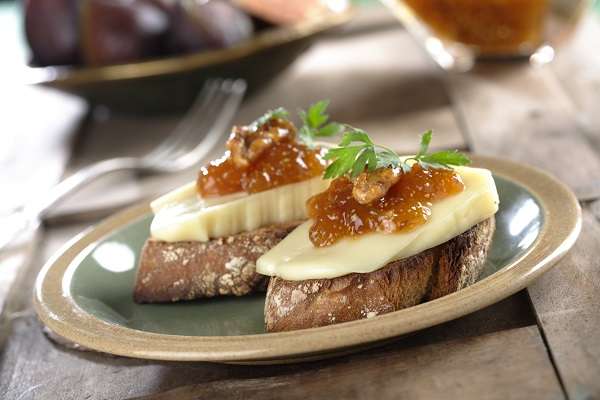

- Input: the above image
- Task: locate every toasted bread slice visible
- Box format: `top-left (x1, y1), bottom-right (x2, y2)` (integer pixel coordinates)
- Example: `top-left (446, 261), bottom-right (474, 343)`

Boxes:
top-left (264, 217), bottom-right (495, 332)
top-left (134, 221), bottom-right (301, 303)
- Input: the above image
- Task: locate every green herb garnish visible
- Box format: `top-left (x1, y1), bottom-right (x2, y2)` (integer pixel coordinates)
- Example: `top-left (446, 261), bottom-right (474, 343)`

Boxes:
top-left (324, 129), bottom-right (471, 179)
top-left (298, 100), bottom-right (343, 147)
top-left (250, 102), bottom-right (468, 179)
top-left (407, 130), bottom-right (471, 170)
top-left (252, 107), bottom-right (289, 129)
top-left (250, 100), bottom-right (343, 147)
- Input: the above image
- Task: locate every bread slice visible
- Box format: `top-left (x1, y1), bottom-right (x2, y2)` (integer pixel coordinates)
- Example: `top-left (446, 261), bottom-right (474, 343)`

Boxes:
top-left (134, 221), bottom-right (301, 303)
top-left (264, 217), bottom-right (495, 332)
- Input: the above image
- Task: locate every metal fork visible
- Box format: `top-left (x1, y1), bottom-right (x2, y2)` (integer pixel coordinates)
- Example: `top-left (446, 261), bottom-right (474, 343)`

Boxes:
top-left (0, 78), bottom-right (246, 251)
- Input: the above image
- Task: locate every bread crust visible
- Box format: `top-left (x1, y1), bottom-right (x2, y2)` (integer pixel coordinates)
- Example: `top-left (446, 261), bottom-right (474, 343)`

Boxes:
top-left (264, 217), bottom-right (495, 332)
top-left (134, 222), bottom-right (300, 303)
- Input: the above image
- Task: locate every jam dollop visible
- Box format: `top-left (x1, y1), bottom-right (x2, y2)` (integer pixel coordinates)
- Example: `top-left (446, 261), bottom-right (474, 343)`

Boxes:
top-left (306, 164), bottom-right (465, 247)
top-left (197, 117), bottom-right (325, 197)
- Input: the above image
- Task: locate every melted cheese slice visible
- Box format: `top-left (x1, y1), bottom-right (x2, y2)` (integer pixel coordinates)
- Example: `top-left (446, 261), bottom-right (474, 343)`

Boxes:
top-left (256, 166), bottom-right (499, 281)
top-left (150, 177), bottom-right (329, 242)
top-left (150, 181), bottom-right (248, 211)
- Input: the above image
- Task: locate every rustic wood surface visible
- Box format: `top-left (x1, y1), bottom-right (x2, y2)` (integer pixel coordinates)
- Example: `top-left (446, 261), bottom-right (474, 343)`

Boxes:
top-left (2, 6), bottom-right (600, 400)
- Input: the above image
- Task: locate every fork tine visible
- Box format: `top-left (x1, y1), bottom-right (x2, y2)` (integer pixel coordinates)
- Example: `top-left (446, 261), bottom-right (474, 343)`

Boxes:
top-left (152, 80), bottom-right (246, 169)
top-left (144, 79), bottom-right (221, 162)
top-left (167, 79), bottom-right (246, 170)
top-left (168, 81), bottom-right (236, 151)
top-left (163, 80), bottom-right (240, 158)
top-left (144, 79), bottom-right (222, 163)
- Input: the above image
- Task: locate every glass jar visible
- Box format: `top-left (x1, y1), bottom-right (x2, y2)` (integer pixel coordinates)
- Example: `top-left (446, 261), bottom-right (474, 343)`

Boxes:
top-left (380, 0), bottom-right (592, 71)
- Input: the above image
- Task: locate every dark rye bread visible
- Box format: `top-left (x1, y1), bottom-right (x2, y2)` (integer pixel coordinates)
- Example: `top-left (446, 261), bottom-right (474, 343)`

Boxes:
top-left (134, 221), bottom-right (300, 303)
top-left (264, 217), bottom-right (495, 332)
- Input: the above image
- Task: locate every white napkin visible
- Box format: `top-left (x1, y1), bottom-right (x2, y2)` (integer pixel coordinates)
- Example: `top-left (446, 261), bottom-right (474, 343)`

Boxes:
top-left (0, 85), bottom-right (87, 313)
top-left (0, 85), bottom-right (87, 212)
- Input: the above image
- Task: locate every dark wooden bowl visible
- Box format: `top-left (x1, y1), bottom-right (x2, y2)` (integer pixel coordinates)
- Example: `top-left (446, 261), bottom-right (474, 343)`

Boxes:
top-left (20, 9), bottom-right (352, 114)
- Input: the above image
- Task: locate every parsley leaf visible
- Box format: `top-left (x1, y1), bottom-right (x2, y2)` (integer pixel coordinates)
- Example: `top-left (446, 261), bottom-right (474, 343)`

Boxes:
top-left (298, 100), bottom-right (343, 147)
top-left (306, 100), bottom-right (329, 127)
top-left (324, 129), bottom-right (378, 178)
top-left (417, 129), bottom-right (432, 157)
top-left (323, 129), bottom-right (470, 180)
top-left (339, 128), bottom-right (373, 146)
top-left (419, 150), bottom-right (471, 169)
top-left (408, 131), bottom-right (471, 169)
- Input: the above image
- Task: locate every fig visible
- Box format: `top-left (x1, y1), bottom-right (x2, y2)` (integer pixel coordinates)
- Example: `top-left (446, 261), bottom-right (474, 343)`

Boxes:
top-left (235, 0), bottom-right (324, 26)
top-left (167, 0), bottom-right (253, 54)
top-left (80, 0), bottom-right (170, 66)
top-left (24, 0), bottom-right (80, 66)
top-left (25, 0), bottom-right (255, 68)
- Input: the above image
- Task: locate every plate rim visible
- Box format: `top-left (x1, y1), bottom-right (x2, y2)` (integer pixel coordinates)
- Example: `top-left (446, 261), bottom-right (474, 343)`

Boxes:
top-left (33, 155), bottom-right (582, 362)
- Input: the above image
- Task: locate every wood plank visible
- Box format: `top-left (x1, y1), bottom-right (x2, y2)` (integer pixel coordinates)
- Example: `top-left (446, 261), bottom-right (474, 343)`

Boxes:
top-left (0, 299), bottom-right (538, 400)
top-left (552, 15), bottom-right (600, 149)
top-left (131, 327), bottom-right (562, 400)
top-left (551, 15), bottom-right (600, 202)
top-left (527, 210), bottom-right (600, 399)
top-left (538, 16), bottom-right (600, 398)
top-left (446, 62), bottom-right (600, 194)
top-left (446, 46), bottom-right (600, 398)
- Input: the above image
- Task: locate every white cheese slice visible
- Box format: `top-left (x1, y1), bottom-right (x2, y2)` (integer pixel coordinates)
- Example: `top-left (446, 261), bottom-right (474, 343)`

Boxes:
top-left (150, 181), bottom-right (198, 211)
top-left (256, 166), bottom-right (499, 281)
top-left (150, 181), bottom-right (247, 211)
top-left (150, 177), bottom-right (329, 242)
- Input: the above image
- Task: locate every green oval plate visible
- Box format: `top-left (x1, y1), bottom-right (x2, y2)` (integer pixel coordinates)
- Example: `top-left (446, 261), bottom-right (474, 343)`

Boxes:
top-left (34, 156), bottom-right (581, 363)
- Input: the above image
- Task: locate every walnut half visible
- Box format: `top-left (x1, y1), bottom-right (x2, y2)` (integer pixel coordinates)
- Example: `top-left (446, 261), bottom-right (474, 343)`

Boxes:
top-left (226, 118), bottom-right (296, 168)
top-left (352, 167), bottom-right (401, 204)
top-left (226, 126), bottom-right (251, 168)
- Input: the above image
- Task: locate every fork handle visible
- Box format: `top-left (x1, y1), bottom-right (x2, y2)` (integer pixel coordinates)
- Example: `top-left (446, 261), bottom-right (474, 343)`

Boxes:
top-left (1, 157), bottom-right (136, 252)
top-left (31, 157), bottom-right (140, 217)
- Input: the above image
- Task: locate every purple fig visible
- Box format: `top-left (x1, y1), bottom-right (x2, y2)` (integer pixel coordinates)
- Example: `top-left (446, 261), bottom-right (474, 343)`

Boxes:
top-left (80, 0), bottom-right (170, 66)
top-left (24, 0), bottom-right (80, 66)
top-left (167, 0), bottom-right (253, 54)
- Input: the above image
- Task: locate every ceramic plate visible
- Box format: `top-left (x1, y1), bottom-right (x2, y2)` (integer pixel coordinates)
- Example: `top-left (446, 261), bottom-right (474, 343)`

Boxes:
top-left (34, 156), bottom-right (581, 363)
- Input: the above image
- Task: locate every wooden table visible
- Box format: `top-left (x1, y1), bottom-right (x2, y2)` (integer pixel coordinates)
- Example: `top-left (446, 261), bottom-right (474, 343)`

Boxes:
top-left (2, 7), bottom-right (600, 400)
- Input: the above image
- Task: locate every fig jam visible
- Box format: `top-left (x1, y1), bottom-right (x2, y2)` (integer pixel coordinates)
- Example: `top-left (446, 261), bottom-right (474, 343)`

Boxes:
top-left (401, 0), bottom-right (546, 55)
top-left (196, 118), bottom-right (325, 197)
top-left (306, 164), bottom-right (464, 247)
